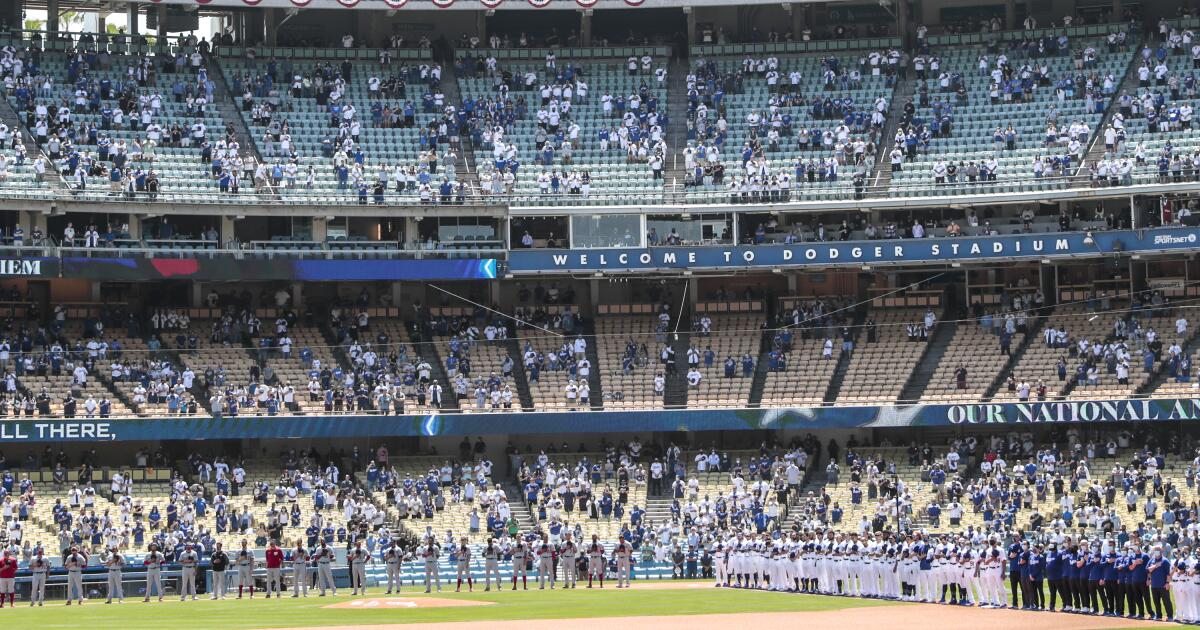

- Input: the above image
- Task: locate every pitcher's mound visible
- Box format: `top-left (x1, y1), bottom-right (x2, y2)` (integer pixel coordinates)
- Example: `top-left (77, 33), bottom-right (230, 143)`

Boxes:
top-left (324, 597), bottom-right (494, 609)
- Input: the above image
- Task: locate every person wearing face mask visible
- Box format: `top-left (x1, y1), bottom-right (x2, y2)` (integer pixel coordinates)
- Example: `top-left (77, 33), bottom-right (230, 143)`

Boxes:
top-left (1129, 544), bottom-right (1151, 619)
top-left (1148, 546), bottom-right (1173, 621)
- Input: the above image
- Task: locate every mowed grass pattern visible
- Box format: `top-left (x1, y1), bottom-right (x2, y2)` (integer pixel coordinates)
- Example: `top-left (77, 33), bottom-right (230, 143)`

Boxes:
top-left (0, 583), bottom-right (895, 629)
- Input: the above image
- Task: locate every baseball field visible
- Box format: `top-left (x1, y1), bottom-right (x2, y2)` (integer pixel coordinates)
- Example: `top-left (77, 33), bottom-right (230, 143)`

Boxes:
top-left (0, 581), bottom-right (1171, 630)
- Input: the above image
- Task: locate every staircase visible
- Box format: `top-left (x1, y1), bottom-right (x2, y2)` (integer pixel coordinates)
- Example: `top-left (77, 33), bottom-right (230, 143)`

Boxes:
top-left (746, 328), bottom-right (772, 408)
top-left (1071, 52), bottom-right (1143, 186)
top-left (580, 319), bottom-right (604, 410)
top-left (896, 320), bottom-right (959, 403)
top-left (97, 373), bottom-right (140, 416)
top-left (503, 337), bottom-right (536, 411)
top-left (982, 309), bottom-right (1051, 401)
top-left (502, 482), bottom-right (538, 530)
top-left (663, 332), bottom-right (691, 410)
top-left (1136, 325), bottom-right (1200, 396)
top-left (643, 496), bottom-right (675, 525)
top-left (822, 307), bottom-right (868, 403)
top-left (663, 57), bottom-right (691, 189)
top-left (439, 62), bottom-right (478, 189)
top-left (868, 78), bottom-right (915, 196)
top-left (0, 99), bottom-right (70, 192)
top-left (407, 321), bottom-right (460, 412)
top-left (317, 322), bottom-right (356, 372)
top-left (208, 57), bottom-right (265, 164)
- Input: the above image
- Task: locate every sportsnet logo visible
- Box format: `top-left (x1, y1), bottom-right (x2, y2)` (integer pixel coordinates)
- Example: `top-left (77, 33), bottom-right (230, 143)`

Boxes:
top-left (1154, 233), bottom-right (1198, 245)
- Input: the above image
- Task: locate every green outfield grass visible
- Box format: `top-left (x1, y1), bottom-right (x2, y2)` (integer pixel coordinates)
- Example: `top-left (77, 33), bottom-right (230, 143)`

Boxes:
top-left (0, 582), bottom-right (896, 629)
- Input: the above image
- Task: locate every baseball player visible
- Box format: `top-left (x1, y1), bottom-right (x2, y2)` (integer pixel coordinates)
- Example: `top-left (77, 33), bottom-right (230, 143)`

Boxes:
top-left (536, 540), bottom-right (556, 590)
top-left (482, 539), bottom-right (502, 592)
top-left (179, 543), bottom-right (200, 600)
top-left (421, 538), bottom-right (442, 593)
top-left (560, 536), bottom-right (579, 589)
top-left (383, 543), bottom-right (403, 594)
top-left (265, 540), bottom-right (285, 598)
top-left (290, 542), bottom-right (310, 598)
top-left (349, 541), bottom-right (370, 596)
top-left (715, 543), bottom-right (729, 587)
top-left (0, 550), bottom-right (17, 608)
top-left (64, 546), bottom-right (88, 605)
top-left (511, 541), bottom-right (529, 590)
top-left (455, 538), bottom-right (474, 592)
top-left (614, 540), bottom-right (632, 588)
top-left (143, 543), bottom-right (166, 602)
top-left (586, 536), bottom-right (605, 588)
top-left (211, 542), bottom-right (230, 600)
top-left (104, 548), bottom-right (125, 604)
top-left (235, 541), bottom-right (256, 599)
top-left (28, 550), bottom-right (50, 606)
top-left (316, 543), bottom-right (337, 596)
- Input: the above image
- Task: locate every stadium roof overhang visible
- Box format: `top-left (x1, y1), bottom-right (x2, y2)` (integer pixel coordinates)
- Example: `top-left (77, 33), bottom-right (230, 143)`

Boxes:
top-left (83, 0), bottom-right (853, 11)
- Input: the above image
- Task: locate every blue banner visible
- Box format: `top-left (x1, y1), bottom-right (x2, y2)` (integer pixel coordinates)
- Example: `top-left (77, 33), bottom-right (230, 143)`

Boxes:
top-left (508, 228), bottom-right (1200, 273)
top-left (1, 398), bottom-right (1197, 442)
top-left (56, 257), bottom-right (497, 281)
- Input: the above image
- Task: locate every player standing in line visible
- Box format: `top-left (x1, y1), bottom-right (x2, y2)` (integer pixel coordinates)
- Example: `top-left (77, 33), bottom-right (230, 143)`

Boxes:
top-left (0, 549), bottom-right (17, 607)
top-left (316, 543), bottom-right (337, 596)
top-left (614, 539), bottom-right (633, 588)
top-left (456, 537), bottom-right (474, 592)
top-left (179, 542), bottom-right (200, 601)
top-left (483, 539), bottom-right (502, 592)
top-left (714, 543), bottom-right (728, 587)
top-left (422, 538), bottom-right (442, 593)
top-left (350, 541), bottom-right (370, 596)
top-left (536, 539), bottom-right (556, 590)
top-left (383, 542), bottom-right (403, 594)
top-left (265, 540), bottom-right (284, 598)
top-left (560, 535), bottom-right (579, 589)
top-left (587, 536), bottom-right (605, 588)
top-left (235, 541), bottom-right (256, 599)
top-left (290, 542), bottom-right (309, 598)
top-left (64, 546), bottom-right (88, 605)
top-left (211, 542), bottom-right (230, 600)
top-left (511, 541), bottom-right (529, 591)
top-left (143, 543), bottom-right (166, 602)
top-left (104, 548), bottom-right (125, 604)
top-left (28, 549), bottom-right (50, 606)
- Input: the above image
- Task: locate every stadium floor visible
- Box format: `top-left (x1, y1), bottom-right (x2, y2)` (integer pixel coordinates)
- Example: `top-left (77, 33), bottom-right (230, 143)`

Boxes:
top-left (0, 581), bottom-right (1164, 630)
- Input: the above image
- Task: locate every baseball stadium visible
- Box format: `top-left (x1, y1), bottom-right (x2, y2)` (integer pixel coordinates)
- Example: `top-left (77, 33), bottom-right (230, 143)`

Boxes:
top-left (3, 0), bottom-right (1200, 628)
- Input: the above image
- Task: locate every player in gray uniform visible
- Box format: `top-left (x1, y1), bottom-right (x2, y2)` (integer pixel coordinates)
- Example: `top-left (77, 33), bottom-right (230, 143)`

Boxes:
top-left (482, 539), bottom-right (502, 592)
top-left (316, 544), bottom-right (337, 596)
top-left (586, 537), bottom-right (605, 588)
top-left (536, 540), bottom-right (556, 589)
top-left (143, 544), bottom-right (166, 602)
top-left (290, 543), bottom-right (310, 598)
top-left (383, 543), bottom-right (404, 594)
top-left (104, 548), bottom-right (125, 604)
top-left (456, 538), bottom-right (474, 592)
top-left (560, 536), bottom-right (579, 588)
top-left (421, 539), bottom-right (442, 593)
top-left (28, 550), bottom-right (50, 606)
top-left (63, 546), bottom-right (88, 605)
top-left (349, 541), bottom-right (370, 595)
top-left (614, 540), bottom-right (633, 588)
top-left (511, 542), bottom-right (529, 590)
top-left (235, 541), bottom-right (256, 599)
top-left (178, 543), bottom-right (200, 600)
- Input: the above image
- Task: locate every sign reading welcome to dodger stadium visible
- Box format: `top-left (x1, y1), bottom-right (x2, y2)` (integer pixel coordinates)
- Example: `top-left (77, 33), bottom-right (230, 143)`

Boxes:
top-left (3, 397), bottom-right (1199, 442)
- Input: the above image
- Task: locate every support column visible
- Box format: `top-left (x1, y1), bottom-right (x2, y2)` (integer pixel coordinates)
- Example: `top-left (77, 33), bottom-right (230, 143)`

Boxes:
top-left (786, 273), bottom-right (797, 294)
top-left (127, 2), bottom-right (140, 36)
top-left (477, 11), bottom-right (487, 44)
top-left (291, 282), bottom-right (304, 308)
top-left (264, 8), bottom-right (278, 47)
top-left (126, 215), bottom-right (141, 240)
top-left (791, 4), bottom-right (805, 40)
top-left (1004, 0), bottom-right (1016, 30)
top-left (580, 10), bottom-right (592, 47)
top-left (220, 215), bottom-right (236, 246)
top-left (687, 278), bottom-right (698, 304)
top-left (895, 0), bottom-right (908, 43)
top-left (589, 279), bottom-right (600, 308)
top-left (685, 7), bottom-right (696, 45)
top-left (47, 0), bottom-right (60, 34)
top-left (311, 217), bottom-right (328, 243)
top-left (157, 5), bottom-right (167, 40)
top-left (390, 282), bottom-right (403, 309)
top-left (98, 13), bottom-right (107, 36)
top-left (404, 217), bottom-right (420, 248)
top-left (91, 282), bottom-right (102, 302)
top-left (191, 283), bottom-right (204, 308)
top-left (1112, 0), bottom-right (1122, 20)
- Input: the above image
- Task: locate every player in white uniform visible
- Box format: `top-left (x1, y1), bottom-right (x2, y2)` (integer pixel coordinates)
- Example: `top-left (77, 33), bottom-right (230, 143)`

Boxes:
top-left (383, 543), bottom-right (403, 594)
top-left (178, 543), bottom-right (200, 600)
top-left (290, 543), bottom-right (310, 598)
top-left (143, 544), bottom-right (166, 602)
top-left (63, 546), bottom-right (88, 605)
top-left (482, 539), bottom-right (502, 591)
top-left (104, 548), bottom-right (125, 604)
top-left (235, 541), bottom-right (256, 599)
top-left (456, 538), bottom-right (474, 592)
top-left (536, 541), bottom-right (556, 589)
top-left (28, 550), bottom-right (50, 606)
top-left (586, 537), bottom-right (605, 588)
top-left (560, 536), bottom-right (579, 588)
top-left (510, 541), bottom-right (529, 590)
